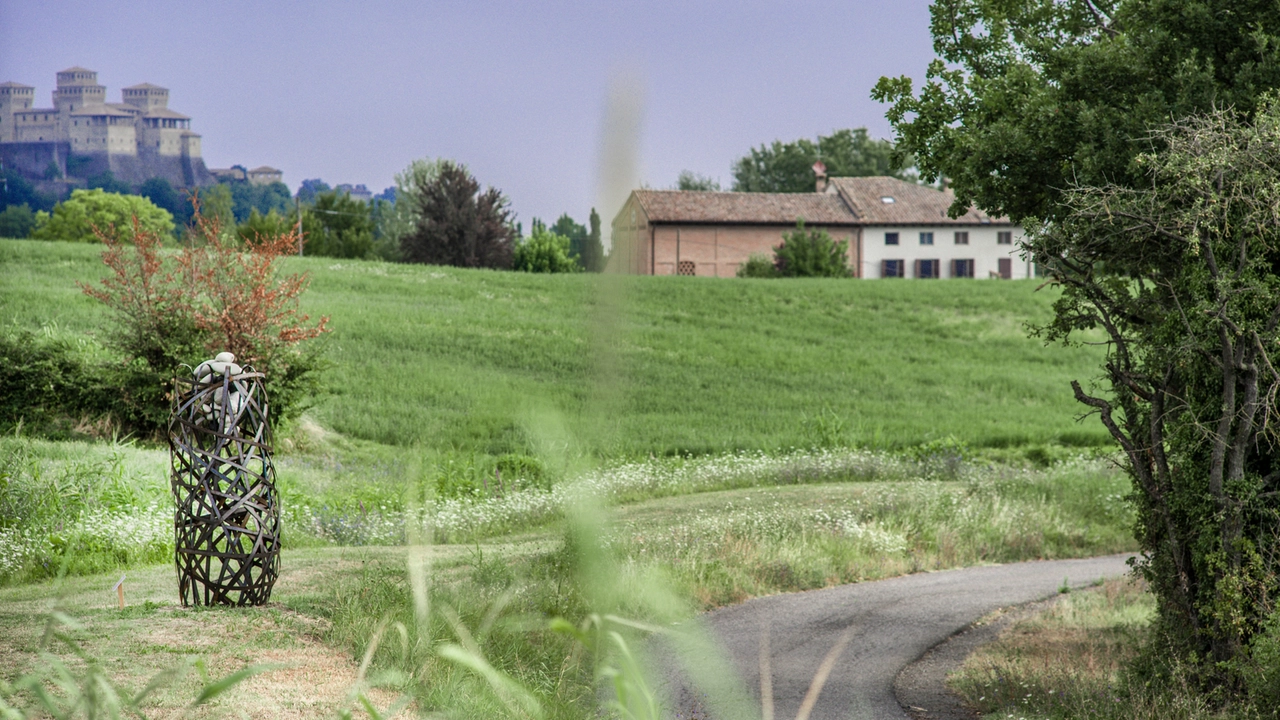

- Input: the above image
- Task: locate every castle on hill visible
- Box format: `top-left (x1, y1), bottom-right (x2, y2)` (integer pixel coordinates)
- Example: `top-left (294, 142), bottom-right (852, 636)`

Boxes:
top-left (0, 67), bottom-right (215, 188)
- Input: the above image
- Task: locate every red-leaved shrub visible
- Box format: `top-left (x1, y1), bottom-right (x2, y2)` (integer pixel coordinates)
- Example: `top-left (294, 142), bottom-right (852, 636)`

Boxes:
top-left (80, 203), bottom-right (329, 433)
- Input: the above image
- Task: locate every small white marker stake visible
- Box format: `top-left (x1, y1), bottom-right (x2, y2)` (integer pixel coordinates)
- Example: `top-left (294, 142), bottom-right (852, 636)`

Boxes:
top-left (114, 574), bottom-right (126, 609)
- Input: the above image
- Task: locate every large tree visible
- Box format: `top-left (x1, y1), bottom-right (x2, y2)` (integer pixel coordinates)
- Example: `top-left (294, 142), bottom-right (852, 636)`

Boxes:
top-left (1027, 104), bottom-right (1280, 682)
top-left (731, 127), bottom-right (908, 193)
top-left (400, 161), bottom-right (515, 269)
top-left (872, 0), bottom-right (1280, 223)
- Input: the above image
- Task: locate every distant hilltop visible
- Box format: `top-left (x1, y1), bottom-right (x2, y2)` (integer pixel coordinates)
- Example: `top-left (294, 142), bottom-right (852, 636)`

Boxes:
top-left (0, 67), bottom-right (215, 189)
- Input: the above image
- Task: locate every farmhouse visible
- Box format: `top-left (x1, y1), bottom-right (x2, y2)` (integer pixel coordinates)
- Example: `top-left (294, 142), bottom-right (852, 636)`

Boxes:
top-left (611, 175), bottom-right (1031, 279)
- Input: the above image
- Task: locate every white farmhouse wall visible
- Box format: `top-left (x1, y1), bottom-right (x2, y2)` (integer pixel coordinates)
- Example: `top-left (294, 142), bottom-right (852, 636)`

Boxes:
top-left (859, 225), bottom-right (1030, 279)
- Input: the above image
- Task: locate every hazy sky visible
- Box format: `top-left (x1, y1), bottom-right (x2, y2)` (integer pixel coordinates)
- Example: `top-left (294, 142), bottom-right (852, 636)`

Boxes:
top-left (1, 1), bottom-right (938, 226)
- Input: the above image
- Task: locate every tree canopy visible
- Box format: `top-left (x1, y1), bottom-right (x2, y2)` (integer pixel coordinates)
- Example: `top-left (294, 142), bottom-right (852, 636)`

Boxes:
top-left (872, 0), bottom-right (1280, 222)
top-left (225, 180), bottom-right (292, 223)
top-left (30, 189), bottom-right (173, 243)
top-left (295, 178), bottom-right (331, 204)
top-left (676, 171), bottom-right (721, 191)
top-left (1026, 103), bottom-right (1280, 682)
top-left (731, 128), bottom-right (908, 193)
top-left (399, 161), bottom-right (515, 269)
top-left (302, 190), bottom-right (375, 259)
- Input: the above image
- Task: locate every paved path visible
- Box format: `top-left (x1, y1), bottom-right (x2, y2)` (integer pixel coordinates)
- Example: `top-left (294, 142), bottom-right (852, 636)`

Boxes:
top-left (655, 554), bottom-right (1134, 720)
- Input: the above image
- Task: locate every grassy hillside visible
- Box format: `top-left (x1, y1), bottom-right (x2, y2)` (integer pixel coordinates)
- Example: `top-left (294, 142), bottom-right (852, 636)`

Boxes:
top-left (0, 238), bottom-right (1108, 454)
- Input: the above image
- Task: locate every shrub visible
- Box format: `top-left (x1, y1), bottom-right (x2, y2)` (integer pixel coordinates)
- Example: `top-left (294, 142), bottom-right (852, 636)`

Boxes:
top-left (736, 253), bottom-right (779, 278)
top-left (31, 188), bottom-right (173, 243)
top-left (0, 204), bottom-right (36, 238)
top-left (773, 219), bottom-right (851, 277)
top-left (514, 226), bottom-right (580, 273)
top-left (0, 329), bottom-right (117, 437)
top-left (80, 207), bottom-right (329, 434)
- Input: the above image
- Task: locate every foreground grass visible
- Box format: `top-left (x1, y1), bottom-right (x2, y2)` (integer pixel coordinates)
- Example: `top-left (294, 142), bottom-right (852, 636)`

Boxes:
top-left (950, 578), bottom-right (1235, 719)
top-left (0, 548), bottom-right (413, 719)
top-left (1, 238), bottom-right (1108, 459)
top-left (321, 459), bottom-right (1135, 718)
top-left (1, 430), bottom-right (1137, 718)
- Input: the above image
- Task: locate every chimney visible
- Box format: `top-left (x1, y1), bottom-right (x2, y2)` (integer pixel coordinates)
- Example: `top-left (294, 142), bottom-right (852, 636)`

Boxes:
top-left (812, 160), bottom-right (828, 193)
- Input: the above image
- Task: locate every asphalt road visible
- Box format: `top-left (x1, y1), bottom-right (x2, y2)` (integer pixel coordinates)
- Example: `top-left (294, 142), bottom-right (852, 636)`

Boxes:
top-left (654, 554), bottom-right (1135, 720)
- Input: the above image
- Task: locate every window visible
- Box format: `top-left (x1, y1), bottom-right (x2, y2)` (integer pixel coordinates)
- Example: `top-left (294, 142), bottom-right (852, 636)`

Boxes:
top-left (954, 231), bottom-right (969, 245)
top-left (885, 232), bottom-right (899, 245)
top-left (882, 259), bottom-right (905, 278)
top-left (997, 231), bottom-right (1013, 245)
top-left (919, 232), bottom-right (934, 245)
top-left (951, 259), bottom-right (975, 278)
top-left (915, 259), bottom-right (940, 279)
top-left (677, 260), bottom-right (696, 276)
top-left (880, 196), bottom-right (895, 204)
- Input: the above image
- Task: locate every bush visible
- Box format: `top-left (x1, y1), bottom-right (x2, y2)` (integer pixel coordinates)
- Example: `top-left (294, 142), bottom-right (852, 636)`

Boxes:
top-left (514, 226), bottom-right (580, 273)
top-left (773, 220), bottom-right (851, 277)
top-left (736, 253), bottom-right (779, 278)
top-left (0, 330), bottom-right (117, 437)
top-left (79, 207), bottom-right (330, 435)
top-left (0, 204), bottom-right (36, 238)
top-left (30, 189), bottom-right (174, 243)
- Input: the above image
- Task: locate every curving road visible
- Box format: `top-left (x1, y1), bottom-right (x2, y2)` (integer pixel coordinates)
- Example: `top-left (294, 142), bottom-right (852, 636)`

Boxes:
top-left (655, 554), bottom-right (1134, 720)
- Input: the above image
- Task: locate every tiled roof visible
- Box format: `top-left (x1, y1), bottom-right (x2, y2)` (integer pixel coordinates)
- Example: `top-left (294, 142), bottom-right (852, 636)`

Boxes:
top-left (69, 103), bottom-right (136, 117)
top-left (249, 166), bottom-right (281, 174)
top-left (141, 107), bottom-right (189, 119)
top-left (58, 66), bottom-right (95, 74)
top-left (0, 81), bottom-right (34, 89)
top-left (633, 190), bottom-right (859, 225)
top-left (124, 83), bottom-right (167, 91)
top-left (831, 176), bottom-right (1010, 226)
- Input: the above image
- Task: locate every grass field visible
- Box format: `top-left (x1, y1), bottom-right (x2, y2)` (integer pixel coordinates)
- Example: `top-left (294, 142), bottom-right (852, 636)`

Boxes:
top-left (0, 237), bottom-right (1141, 718)
top-left (0, 237), bottom-right (1108, 458)
top-left (0, 453), bottom-right (1135, 718)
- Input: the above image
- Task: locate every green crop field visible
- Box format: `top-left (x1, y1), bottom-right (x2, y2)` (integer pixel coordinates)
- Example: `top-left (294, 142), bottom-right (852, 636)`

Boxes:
top-left (0, 238), bottom-right (1107, 458)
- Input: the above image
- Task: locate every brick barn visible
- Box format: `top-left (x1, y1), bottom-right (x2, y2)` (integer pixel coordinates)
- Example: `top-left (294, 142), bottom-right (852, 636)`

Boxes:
top-left (610, 176), bottom-right (1031, 279)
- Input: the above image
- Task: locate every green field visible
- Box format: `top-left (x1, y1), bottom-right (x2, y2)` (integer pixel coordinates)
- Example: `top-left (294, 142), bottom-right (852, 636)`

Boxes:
top-left (0, 238), bottom-right (1107, 456)
top-left (0, 237), bottom-right (1139, 718)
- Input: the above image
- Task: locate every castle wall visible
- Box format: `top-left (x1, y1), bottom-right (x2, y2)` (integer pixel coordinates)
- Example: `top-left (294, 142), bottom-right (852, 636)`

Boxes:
top-left (138, 125), bottom-right (185, 156)
top-left (0, 142), bottom-right (69, 178)
top-left (14, 110), bottom-right (58, 142)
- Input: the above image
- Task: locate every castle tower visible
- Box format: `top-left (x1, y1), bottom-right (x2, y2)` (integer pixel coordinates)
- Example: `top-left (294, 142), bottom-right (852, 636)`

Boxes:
top-left (122, 83), bottom-right (169, 111)
top-left (53, 66), bottom-right (106, 113)
top-left (0, 82), bottom-right (35, 143)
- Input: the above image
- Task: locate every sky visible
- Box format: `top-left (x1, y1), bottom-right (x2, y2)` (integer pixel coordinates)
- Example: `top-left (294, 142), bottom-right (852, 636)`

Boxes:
top-left (0, 0), bottom-right (939, 227)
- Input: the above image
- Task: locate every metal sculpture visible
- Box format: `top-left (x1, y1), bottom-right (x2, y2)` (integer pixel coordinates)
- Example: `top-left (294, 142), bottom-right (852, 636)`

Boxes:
top-left (168, 352), bottom-right (280, 606)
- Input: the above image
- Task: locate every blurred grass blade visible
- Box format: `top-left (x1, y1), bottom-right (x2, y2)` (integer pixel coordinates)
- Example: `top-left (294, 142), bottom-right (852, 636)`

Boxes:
top-left (759, 622), bottom-right (774, 720)
top-left (436, 642), bottom-right (545, 720)
top-left (793, 626), bottom-right (855, 720)
top-left (132, 657), bottom-right (196, 705)
top-left (190, 663), bottom-right (283, 707)
top-left (358, 692), bottom-right (387, 720)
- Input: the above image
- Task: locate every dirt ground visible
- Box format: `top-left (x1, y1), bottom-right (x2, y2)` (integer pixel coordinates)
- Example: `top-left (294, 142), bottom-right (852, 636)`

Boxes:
top-left (0, 547), bottom-right (411, 719)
